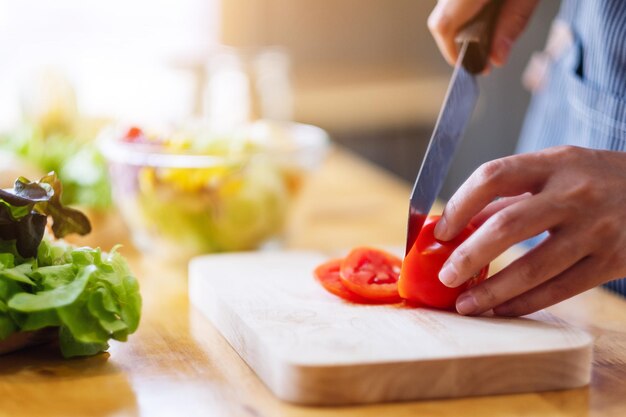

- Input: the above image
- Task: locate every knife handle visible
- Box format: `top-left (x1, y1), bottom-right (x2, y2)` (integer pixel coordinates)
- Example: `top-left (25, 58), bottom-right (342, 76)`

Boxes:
top-left (456, 0), bottom-right (504, 74)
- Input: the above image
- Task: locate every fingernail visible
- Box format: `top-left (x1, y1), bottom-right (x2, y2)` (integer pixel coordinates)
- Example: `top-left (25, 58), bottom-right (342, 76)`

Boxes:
top-left (434, 216), bottom-right (447, 240)
top-left (439, 262), bottom-right (458, 287)
top-left (456, 292), bottom-right (478, 315)
top-left (493, 38), bottom-right (512, 67)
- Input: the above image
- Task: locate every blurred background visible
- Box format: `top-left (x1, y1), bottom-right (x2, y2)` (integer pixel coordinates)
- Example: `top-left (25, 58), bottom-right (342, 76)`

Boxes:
top-left (0, 0), bottom-right (560, 255)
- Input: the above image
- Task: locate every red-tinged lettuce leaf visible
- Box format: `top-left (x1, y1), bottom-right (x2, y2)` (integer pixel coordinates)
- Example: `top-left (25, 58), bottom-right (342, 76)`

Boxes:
top-left (0, 189), bottom-right (42, 208)
top-left (15, 212), bottom-right (48, 258)
top-left (0, 175), bottom-right (52, 214)
top-left (0, 173), bottom-right (91, 258)
top-left (12, 177), bottom-right (52, 203)
top-left (0, 207), bottom-right (47, 258)
top-left (31, 173), bottom-right (91, 238)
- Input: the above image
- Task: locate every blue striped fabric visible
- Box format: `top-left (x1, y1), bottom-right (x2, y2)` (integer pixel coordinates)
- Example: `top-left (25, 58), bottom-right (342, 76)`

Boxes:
top-left (517, 0), bottom-right (626, 297)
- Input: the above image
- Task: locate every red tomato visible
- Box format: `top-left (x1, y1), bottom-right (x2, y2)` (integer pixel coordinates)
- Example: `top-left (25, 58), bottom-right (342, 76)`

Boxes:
top-left (123, 126), bottom-right (145, 142)
top-left (339, 247), bottom-right (402, 303)
top-left (399, 215), bottom-right (489, 310)
top-left (314, 259), bottom-right (370, 304)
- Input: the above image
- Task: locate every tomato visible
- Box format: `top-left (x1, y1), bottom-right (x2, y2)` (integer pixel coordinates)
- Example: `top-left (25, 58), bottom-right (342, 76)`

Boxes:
top-left (339, 247), bottom-right (402, 303)
top-left (314, 259), bottom-right (371, 303)
top-left (123, 126), bottom-right (145, 142)
top-left (399, 215), bottom-right (489, 310)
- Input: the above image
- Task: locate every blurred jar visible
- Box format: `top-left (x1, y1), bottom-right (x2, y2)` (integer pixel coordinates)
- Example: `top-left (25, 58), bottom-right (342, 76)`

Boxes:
top-left (202, 47), bottom-right (293, 131)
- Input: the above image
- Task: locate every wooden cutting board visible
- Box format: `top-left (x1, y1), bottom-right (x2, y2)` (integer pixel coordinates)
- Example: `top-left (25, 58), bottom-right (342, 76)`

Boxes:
top-left (188, 251), bottom-right (593, 406)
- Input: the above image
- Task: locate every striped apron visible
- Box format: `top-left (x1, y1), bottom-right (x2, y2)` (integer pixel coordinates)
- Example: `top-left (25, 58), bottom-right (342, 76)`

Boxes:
top-left (517, 0), bottom-right (626, 296)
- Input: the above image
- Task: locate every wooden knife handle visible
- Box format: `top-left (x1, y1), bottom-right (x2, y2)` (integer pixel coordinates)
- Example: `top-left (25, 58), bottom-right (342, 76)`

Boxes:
top-left (456, 0), bottom-right (504, 74)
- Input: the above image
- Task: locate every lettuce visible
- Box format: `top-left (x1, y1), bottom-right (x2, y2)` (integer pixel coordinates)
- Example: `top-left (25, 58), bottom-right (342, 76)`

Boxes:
top-left (0, 240), bottom-right (141, 357)
top-left (0, 173), bottom-right (141, 357)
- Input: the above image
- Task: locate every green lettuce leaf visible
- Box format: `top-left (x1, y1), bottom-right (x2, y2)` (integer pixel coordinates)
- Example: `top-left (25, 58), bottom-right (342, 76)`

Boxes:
top-left (19, 310), bottom-right (61, 332)
top-left (31, 264), bottom-right (75, 289)
top-left (0, 262), bottom-right (36, 286)
top-left (59, 325), bottom-right (109, 358)
top-left (0, 300), bottom-right (17, 339)
top-left (0, 273), bottom-right (22, 340)
top-left (0, 240), bottom-right (142, 356)
top-left (8, 265), bottom-right (93, 312)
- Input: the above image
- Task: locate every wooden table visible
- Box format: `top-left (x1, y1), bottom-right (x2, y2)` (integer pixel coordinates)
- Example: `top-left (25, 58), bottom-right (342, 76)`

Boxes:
top-left (1, 148), bottom-right (625, 417)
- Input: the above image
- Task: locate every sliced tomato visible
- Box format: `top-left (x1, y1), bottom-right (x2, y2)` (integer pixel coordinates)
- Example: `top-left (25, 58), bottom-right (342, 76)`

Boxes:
top-left (314, 259), bottom-right (370, 303)
top-left (399, 215), bottom-right (489, 310)
top-left (339, 247), bottom-right (402, 303)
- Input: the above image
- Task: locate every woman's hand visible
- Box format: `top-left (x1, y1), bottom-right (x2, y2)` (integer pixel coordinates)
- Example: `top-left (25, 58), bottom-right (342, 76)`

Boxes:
top-left (428, 0), bottom-right (540, 67)
top-left (434, 146), bottom-right (626, 316)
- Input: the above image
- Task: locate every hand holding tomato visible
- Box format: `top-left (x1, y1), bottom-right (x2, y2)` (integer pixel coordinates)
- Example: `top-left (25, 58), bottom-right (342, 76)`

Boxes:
top-left (314, 219), bottom-right (487, 310)
top-left (434, 146), bottom-right (626, 316)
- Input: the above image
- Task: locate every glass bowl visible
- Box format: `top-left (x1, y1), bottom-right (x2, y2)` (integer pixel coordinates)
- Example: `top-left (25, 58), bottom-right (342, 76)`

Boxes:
top-left (98, 120), bottom-right (329, 261)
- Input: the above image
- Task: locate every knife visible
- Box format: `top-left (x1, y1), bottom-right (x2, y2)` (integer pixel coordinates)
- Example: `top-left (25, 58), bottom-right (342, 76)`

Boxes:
top-left (405, 1), bottom-right (503, 255)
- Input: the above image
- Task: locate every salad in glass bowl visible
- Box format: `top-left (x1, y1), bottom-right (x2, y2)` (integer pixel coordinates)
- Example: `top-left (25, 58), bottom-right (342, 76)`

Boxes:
top-left (98, 121), bottom-right (329, 260)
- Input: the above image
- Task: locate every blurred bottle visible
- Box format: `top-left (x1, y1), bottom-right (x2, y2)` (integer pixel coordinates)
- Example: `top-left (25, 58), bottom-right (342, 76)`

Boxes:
top-left (202, 47), bottom-right (293, 131)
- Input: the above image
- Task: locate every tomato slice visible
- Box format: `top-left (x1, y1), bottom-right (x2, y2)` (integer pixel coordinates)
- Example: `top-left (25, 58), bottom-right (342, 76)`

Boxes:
top-left (399, 215), bottom-right (489, 310)
top-left (314, 259), bottom-right (371, 303)
top-left (339, 247), bottom-right (402, 303)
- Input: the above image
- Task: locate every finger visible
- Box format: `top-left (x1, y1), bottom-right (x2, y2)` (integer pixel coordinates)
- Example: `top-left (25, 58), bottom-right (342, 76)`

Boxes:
top-left (493, 256), bottom-right (601, 316)
top-left (470, 193), bottom-right (532, 228)
top-left (429, 4), bottom-right (460, 66)
top-left (455, 228), bottom-right (591, 315)
top-left (490, 0), bottom-right (540, 67)
top-left (435, 153), bottom-right (551, 242)
top-left (439, 193), bottom-right (565, 288)
top-left (428, 0), bottom-right (491, 65)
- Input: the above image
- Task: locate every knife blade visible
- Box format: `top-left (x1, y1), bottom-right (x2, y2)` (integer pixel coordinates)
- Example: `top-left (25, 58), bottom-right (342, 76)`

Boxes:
top-left (405, 42), bottom-right (477, 254)
top-left (405, 1), bottom-right (502, 255)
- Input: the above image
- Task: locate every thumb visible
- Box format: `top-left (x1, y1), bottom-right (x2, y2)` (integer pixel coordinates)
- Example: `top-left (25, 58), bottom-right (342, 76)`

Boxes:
top-left (490, 0), bottom-right (540, 67)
